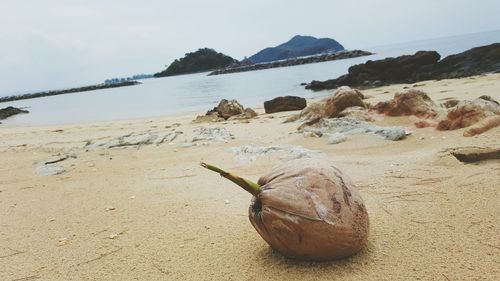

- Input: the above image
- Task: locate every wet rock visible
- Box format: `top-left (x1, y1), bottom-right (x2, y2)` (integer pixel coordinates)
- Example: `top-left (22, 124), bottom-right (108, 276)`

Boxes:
top-left (264, 96), bottom-right (307, 114)
top-left (306, 43), bottom-right (500, 90)
top-left (306, 51), bottom-right (440, 90)
top-left (374, 89), bottom-right (438, 118)
top-left (437, 97), bottom-right (500, 131)
top-left (0, 106), bottom-right (29, 120)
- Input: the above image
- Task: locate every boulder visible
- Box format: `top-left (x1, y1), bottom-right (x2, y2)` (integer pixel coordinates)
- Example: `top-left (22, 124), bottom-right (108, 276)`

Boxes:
top-left (437, 97), bottom-right (500, 131)
top-left (293, 87), bottom-right (366, 124)
top-left (212, 99), bottom-right (245, 119)
top-left (0, 106), bottom-right (29, 120)
top-left (264, 96), bottom-right (306, 114)
top-left (374, 89), bottom-right (438, 118)
top-left (323, 87), bottom-right (366, 118)
top-left (306, 43), bottom-right (500, 90)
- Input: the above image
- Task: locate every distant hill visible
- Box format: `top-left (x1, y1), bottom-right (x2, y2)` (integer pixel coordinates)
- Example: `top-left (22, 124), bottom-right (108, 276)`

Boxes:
top-left (154, 48), bottom-right (236, 77)
top-left (249, 35), bottom-right (345, 64)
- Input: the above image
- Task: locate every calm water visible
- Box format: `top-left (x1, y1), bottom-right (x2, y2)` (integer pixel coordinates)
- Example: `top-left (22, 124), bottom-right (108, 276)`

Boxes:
top-left (2, 30), bottom-right (499, 126)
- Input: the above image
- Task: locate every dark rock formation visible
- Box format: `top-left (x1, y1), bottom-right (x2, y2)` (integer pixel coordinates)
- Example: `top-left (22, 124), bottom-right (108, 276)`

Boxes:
top-left (306, 43), bottom-right (500, 90)
top-left (264, 96), bottom-right (307, 114)
top-left (0, 106), bottom-right (29, 120)
top-left (249, 35), bottom-right (345, 64)
top-left (374, 89), bottom-right (438, 118)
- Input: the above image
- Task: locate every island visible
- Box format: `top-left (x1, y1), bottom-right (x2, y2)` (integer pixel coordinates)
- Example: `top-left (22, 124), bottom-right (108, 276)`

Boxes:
top-left (249, 35), bottom-right (345, 63)
top-left (209, 35), bottom-right (373, 76)
top-left (153, 48), bottom-right (236, 77)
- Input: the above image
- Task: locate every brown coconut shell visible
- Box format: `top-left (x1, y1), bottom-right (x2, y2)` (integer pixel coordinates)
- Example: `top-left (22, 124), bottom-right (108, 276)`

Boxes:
top-left (249, 158), bottom-right (369, 260)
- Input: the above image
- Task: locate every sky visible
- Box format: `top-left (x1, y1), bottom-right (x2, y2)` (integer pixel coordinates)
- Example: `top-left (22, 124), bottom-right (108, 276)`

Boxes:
top-left (1, 0), bottom-right (499, 95)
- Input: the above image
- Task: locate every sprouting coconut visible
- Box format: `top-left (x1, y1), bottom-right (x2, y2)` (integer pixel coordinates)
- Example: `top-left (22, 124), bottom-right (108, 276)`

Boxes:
top-left (201, 158), bottom-right (369, 261)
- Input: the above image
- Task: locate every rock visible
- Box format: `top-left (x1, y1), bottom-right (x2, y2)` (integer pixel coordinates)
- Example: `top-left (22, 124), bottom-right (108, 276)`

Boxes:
top-left (324, 87), bottom-right (366, 117)
top-left (227, 107), bottom-right (258, 121)
top-left (300, 117), bottom-right (407, 141)
top-left (212, 99), bottom-right (244, 120)
top-left (463, 115), bottom-right (500, 137)
top-left (85, 131), bottom-right (182, 149)
top-left (230, 144), bottom-right (323, 163)
top-left (306, 43), bottom-right (500, 90)
top-left (437, 97), bottom-right (500, 131)
top-left (198, 100), bottom-right (256, 122)
top-left (374, 89), bottom-right (438, 118)
top-left (306, 51), bottom-right (440, 90)
top-left (192, 127), bottom-right (234, 143)
top-left (194, 112), bottom-right (224, 123)
top-left (441, 99), bottom-right (460, 108)
top-left (337, 106), bottom-right (373, 121)
top-left (244, 107), bottom-right (258, 118)
top-left (298, 87), bottom-right (366, 121)
top-left (326, 132), bottom-right (347, 144)
top-left (0, 106), bottom-right (29, 120)
top-left (264, 96), bottom-right (307, 114)
top-left (449, 147), bottom-right (500, 163)
top-left (36, 164), bottom-right (66, 176)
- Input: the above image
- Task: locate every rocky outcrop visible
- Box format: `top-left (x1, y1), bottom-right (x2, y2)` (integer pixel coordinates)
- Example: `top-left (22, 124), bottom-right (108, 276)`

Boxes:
top-left (212, 99), bottom-right (244, 119)
top-left (264, 96), bottom-right (306, 114)
top-left (306, 43), bottom-right (500, 90)
top-left (437, 96), bottom-right (500, 131)
top-left (374, 89), bottom-right (438, 118)
top-left (0, 106), bottom-right (29, 120)
top-left (288, 87), bottom-right (367, 125)
top-left (195, 99), bottom-right (257, 123)
top-left (463, 115), bottom-right (500, 137)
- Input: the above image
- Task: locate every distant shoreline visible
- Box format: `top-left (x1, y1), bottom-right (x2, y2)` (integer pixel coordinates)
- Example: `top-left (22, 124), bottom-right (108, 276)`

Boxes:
top-left (0, 80), bottom-right (141, 104)
top-left (208, 50), bottom-right (373, 76)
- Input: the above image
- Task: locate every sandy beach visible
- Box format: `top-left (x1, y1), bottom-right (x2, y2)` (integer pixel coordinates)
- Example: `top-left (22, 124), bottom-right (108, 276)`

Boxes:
top-left (1, 74), bottom-right (499, 280)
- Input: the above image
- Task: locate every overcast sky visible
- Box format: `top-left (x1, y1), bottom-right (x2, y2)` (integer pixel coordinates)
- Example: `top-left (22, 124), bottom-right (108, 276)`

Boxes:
top-left (1, 0), bottom-right (499, 95)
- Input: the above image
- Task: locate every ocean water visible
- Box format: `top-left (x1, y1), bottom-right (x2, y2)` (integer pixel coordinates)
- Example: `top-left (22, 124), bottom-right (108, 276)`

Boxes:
top-left (2, 30), bottom-right (499, 126)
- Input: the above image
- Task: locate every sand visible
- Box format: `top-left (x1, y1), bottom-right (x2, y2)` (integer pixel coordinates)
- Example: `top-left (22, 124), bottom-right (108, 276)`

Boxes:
top-left (1, 74), bottom-right (499, 280)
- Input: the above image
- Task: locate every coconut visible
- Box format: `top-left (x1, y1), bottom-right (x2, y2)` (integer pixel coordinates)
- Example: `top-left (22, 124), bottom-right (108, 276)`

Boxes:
top-left (201, 158), bottom-right (369, 261)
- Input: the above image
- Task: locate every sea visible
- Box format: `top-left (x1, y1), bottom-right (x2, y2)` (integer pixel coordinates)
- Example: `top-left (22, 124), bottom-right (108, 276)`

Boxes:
top-left (1, 30), bottom-right (499, 126)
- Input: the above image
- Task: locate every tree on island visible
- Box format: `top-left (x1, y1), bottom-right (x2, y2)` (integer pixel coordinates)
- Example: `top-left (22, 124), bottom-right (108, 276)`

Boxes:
top-left (154, 48), bottom-right (236, 77)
